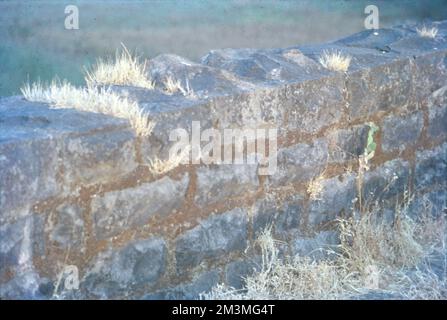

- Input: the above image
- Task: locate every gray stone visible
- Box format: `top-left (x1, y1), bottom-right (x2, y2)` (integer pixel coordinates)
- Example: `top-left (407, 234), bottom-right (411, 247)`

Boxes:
top-left (275, 194), bottom-right (305, 234)
top-left (335, 27), bottom-right (410, 50)
top-left (415, 143), bottom-right (447, 189)
top-left (49, 203), bottom-right (85, 249)
top-left (175, 208), bottom-right (248, 271)
top-left (362, 159), bottom-right (411, 204)
top-left (282, 75), bottom-right (345, 134)
top-left (202, 47), bottom-right (327, 84)
top-left (149, 53), bottom-right (254, 99)
top-left (0, 138), bottom-right (60, 217)
top-left (195, 164), bottom-right (258, 207)
top-left (271, 138), bottom-right (329, 186)
top-left (0, 214), bottom-right (43, 265)
top-left (308, 174), bottom-right (356, 227)
top-left (327, 125), bottom-right (369, 163)
top-left (92, 174), bottom-right (189, 239)
top-left (82, 237), bottom-right (167, 298)
top-left (252, 196), bottom-right (279, 236)
top-left (408, 189), bottom-right (447, 219)
top-left (253, 194), bottom-right (304, 237)
top-left (251, 193), bottom-right (304, 237)
top-left (381, 111), bottom-right (424, 152)
top-left (427, 85), bottom-right (447, 139)
top-left (224, 259), bottom-right (260, 290)
top-left (292, 230), bottom-right (340, 261)
top-left (141, 270), bottom-right (220, 300)
top-left (0, 214), bottom-right (44, 292)
top-left (346, 58), bottom-right (413, 120)
top-left (411, 50), bottom-right (447, 101)
top-left (62, 129), bottom-right (138, 188)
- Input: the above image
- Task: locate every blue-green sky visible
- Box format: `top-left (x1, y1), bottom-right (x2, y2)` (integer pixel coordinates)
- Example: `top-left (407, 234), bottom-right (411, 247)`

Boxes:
top-left (1, 0), bottom-right (446, 96)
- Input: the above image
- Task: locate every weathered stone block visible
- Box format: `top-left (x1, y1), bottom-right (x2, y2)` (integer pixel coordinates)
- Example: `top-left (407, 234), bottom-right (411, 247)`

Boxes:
top-left (346, 58), bottom-right (413, 119)
top-left (408, 189), bottom-right (447, 219)
top-left (141, 269), bottom-right (220, 300)
top-left (427, 86), bottom-right (447, 139)
top-left (381, 111), bottom-right (424, 153)
top-left (195, 164), bottom-right (258, 207)
top-left (282, 76), bottom-right (345, 134)
top-left (82, 237), bottom-right (167, 298)
top-left (92, 174), bottom-right (189, 239)
top-left (410, 51), bottom-right (447, 101)
top-left (224, 258), bottom-right (260, 290)
top-left (175, 208), bottom-right (248, 271)
top-left (415, 143), bottom-right (447, 189)
top-left (202, 47), bottom-right (327, 84)
top-left (252, 193), bottom-right (304, 236)
top-left (327, 125), bottom-right (369, 163)
top-left (62, 129), bottom-right (138, 188)
top-left (0, 138), bottom-right (60, 217)
top-left (291, 230), bottom-right (340, 261)
top-left (362, 159), bottom-right (411, 203)
top-left (149, 54), bottom-right (254, 98)
top-left (271, 138), bottom-right (329, 186)
top-left (0, 214), bottom-right (44, 282)
top-left (308, 174), bottom-right (356, 227)
top-left (48, 203), bottom-right (85, 249)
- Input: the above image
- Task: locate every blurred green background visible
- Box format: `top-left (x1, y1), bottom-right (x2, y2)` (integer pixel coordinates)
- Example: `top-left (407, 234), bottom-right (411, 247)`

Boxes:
top-left (1, 0), bottom-right (447, 96)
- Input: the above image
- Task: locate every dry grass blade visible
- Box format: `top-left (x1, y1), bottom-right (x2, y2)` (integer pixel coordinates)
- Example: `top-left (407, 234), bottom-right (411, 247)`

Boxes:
top-left (416, 26), bottom-right (438, 38)
top-left (318, 50), bottom-right (352, 72)
top-left (85, 43), bottom-right (154, 89)
top-left (21, 80), bottom-right (155, 137)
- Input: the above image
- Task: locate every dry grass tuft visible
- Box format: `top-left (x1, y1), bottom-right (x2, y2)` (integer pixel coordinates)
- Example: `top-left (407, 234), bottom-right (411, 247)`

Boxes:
top-left (162, 76), bottom-right (196, 98)
top-left (85, 44), bottom-right (154, 89)
top-left (338, 210), bottom-right (425, 272)
top-left (307, 174), bottom-right (325, 201)
top-left (318, 50), bottom-right (352, 72)
top-left (206, 202), bottom-right (446, 300)
top-left (147, 145), bottom-right (191, 175)
top-left (416, 26), bottom-right (438, 39)
top-left (21, 80), bottom-right (155, 136)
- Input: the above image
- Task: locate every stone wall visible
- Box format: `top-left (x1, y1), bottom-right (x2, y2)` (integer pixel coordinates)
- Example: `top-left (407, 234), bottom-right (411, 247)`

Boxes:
top-left (1, 21), bottom-right (447, 299)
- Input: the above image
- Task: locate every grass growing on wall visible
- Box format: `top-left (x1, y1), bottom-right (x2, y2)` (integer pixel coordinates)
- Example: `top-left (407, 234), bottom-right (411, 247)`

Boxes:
top-left (205, 204), bottom-right (446, 300)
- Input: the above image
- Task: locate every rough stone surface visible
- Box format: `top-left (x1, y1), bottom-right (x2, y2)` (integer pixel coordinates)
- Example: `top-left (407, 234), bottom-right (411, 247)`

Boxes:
top-left (141, 269), bottom-right (220, 300)
top-left (48, 203), bottom-right (85, 249)
top-left (291, 230), bottom-right (340, 261)
top-left (1, 21), bottom-right (447, 300)
top-left (415, 143), bottom-right (447, 189)
top-left (195, 164), bottom-right (258, 207)
top-left (0, 214), bottom-right (44, 292)
top-left (149, 53), bottom-right (255, 99)
top-left (175, 208), bottom-right (248, 271)
top-left (252, 193), bottom-right (305, 236)
top-left (362, 159), bottom-right (411, 203)
top-left (408, 189), bottom-right (447, 219)
top-left (308, 174), bottom-right (356, 227)
top-left (327, 125), bottom-right (369, 163)
top-left (346, 58), bottom-right (413, 119)
top-left (427, 86), bottom-right (447, 139)
top-left (62, 129), bottom-right (137, 188)
top-left (225, 258), bottom-right (261, 290)
top-left (92, 174), bottom-right (189, 239)
top-left (202, 47), bottom-right (327, 85)
top-left (0, 138), bottom-right (60, 218)
top-left (271, 138), bottom-right (329, 186)
top-left (82, 237), bottom-right (167, 298)
top-left (381, 111), bottom-right (424, 153)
